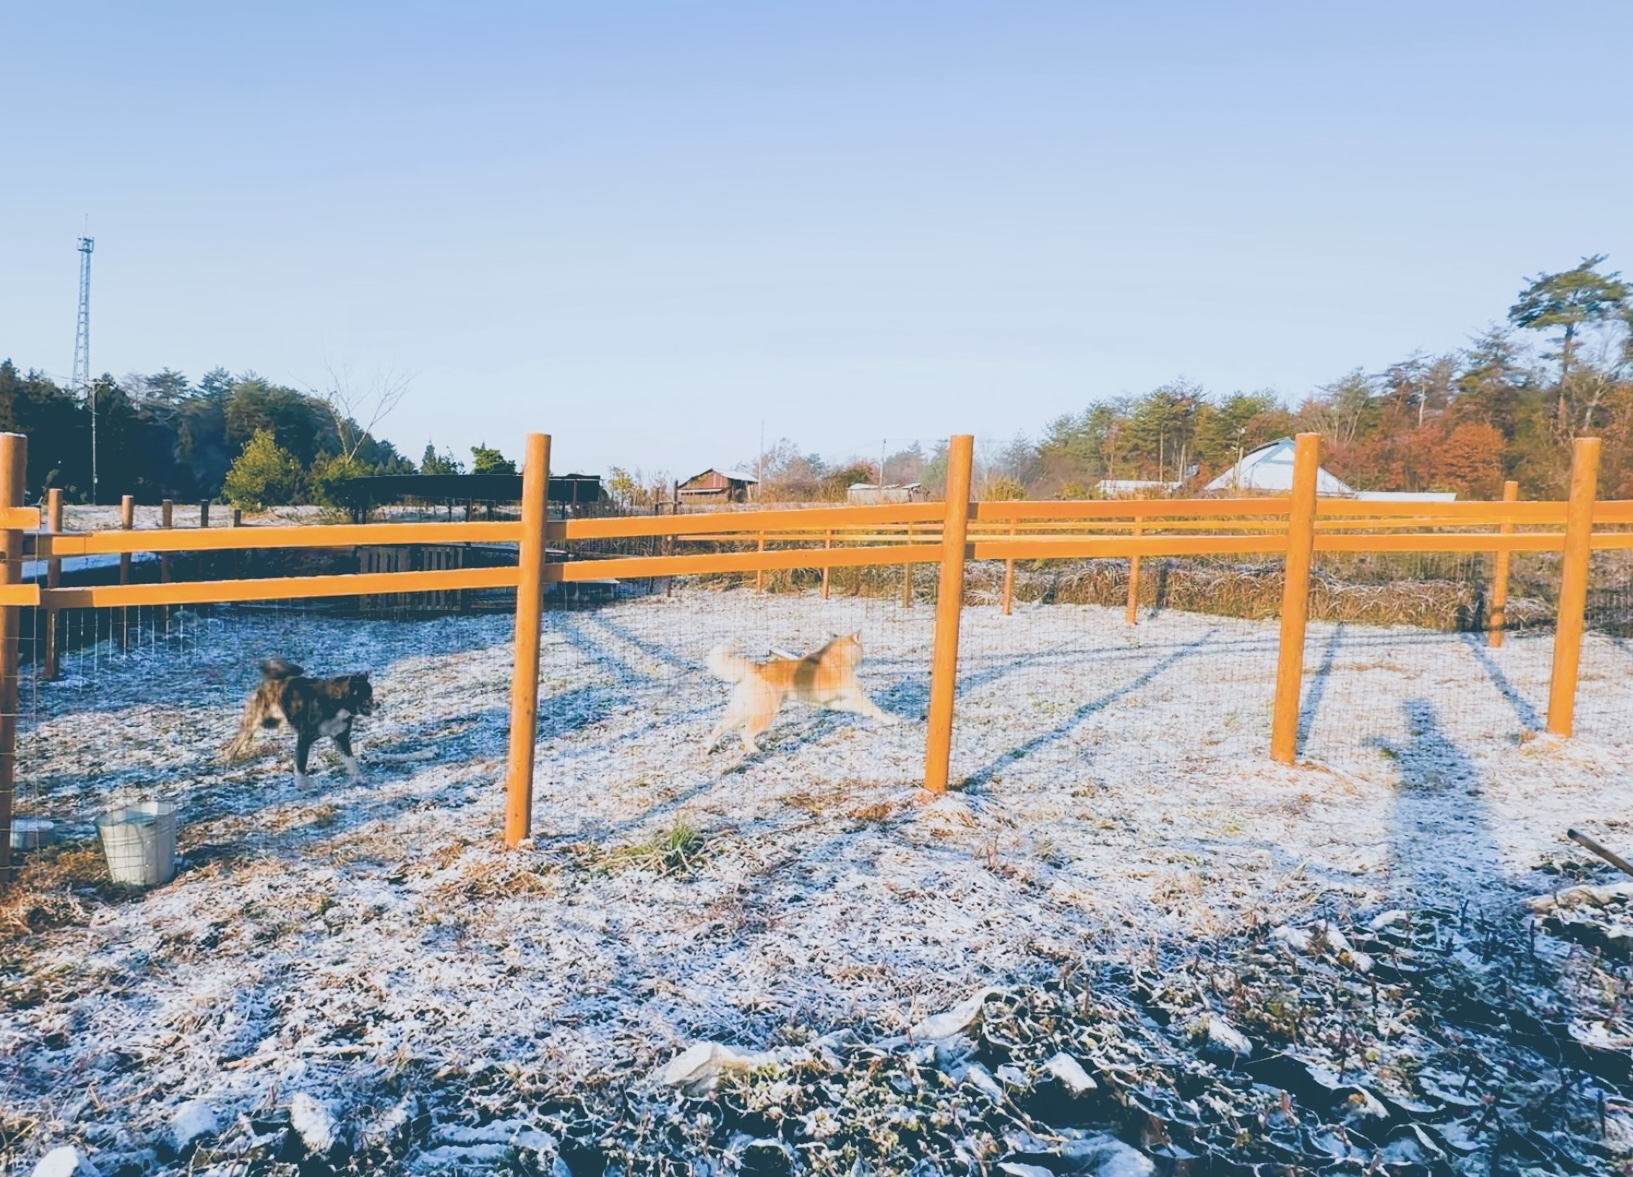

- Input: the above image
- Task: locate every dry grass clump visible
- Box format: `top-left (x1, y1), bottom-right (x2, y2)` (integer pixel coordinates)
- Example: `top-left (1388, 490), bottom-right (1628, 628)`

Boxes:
top-left (694, 562), bottom-right (917, 600)
top-left (975, 559), bottom-right (1509, 629)
top-left (0, 842), bottom-right (112, 942)
top-left (565, 819), bottom-right (713, 878)
top-left (611, 820), bottom-right (709, 876)
top-left (674, 540), bottom-right (1589, 632)
top-left (785, 777), bottom-right (908, 825)
top-left (692, 554), bottom-right (1554, 632)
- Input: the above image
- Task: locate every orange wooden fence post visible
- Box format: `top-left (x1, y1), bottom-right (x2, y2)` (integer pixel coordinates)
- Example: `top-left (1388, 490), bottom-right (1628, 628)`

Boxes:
top-left (901, 523), bottom-right (913, 607)
top-left (1001, 527), bottom-right (1015, 615)
top-left (160, 499), bottom-right (173, 582)
top-left (198, 501), bottom-right (210, 583)
top-left (0, 433), bottom-right (26, 878)
top-left (43, 488), bottom-right (62, 680)
top-left (1489, 479), bottom-right (1518, 648)
top-left (924, 434), bottom-right (975, 794)
top-left (1547, 437), bottom-right (1601, 738)
top-left (1125, 521), bottom-right (1143, 625)
top-left (505, 433), bottom-right (551, 847)
top-left (1270, 433), bottom-right (1321, 764)
top-left (119, 494), bottom-right (134, 648)
top-left (755, 533), bottom-right (765, 593)
top-left (822, 531), bottom-right (832, 600)
top-left (159, 499), bottom-right (174, 631)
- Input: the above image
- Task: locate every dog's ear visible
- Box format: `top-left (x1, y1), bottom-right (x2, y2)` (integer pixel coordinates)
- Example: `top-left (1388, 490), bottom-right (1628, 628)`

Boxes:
top-left (356, 671), bottom-right (371, 681)
top-left (851, 630), bottom-right (862, 641)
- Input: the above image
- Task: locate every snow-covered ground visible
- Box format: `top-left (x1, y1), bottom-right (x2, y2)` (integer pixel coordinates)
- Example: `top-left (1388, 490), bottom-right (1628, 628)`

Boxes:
top-left (3, 588), bottom-right (1631, 1173)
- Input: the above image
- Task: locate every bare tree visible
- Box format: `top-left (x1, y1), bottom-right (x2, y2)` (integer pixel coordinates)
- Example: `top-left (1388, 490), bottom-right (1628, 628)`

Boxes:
top-left (1559, 336), bottom-right (1630, 439)
top-left (312, 364), bottom-right (414, 461)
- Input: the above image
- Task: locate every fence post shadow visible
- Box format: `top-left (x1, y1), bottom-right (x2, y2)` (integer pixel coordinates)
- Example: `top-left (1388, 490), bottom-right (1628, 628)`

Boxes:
top-left (957, 629), bottom-right (1218, 792)
top-left (1458, 632), bottom-right (1544, 732)
top-left (1374, 698), bottom-right (1510, 907)
top-left (1295, 622), bottom-right (1344, 750)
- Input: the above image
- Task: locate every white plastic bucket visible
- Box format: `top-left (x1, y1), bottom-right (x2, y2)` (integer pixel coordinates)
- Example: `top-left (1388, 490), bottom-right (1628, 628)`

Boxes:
top-left (96, 801), bottom-right (178, 886)
top-left (9, 818), bottom-right (56, 853)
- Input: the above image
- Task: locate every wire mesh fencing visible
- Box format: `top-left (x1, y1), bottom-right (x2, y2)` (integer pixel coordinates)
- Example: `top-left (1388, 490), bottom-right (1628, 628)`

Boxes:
top-left (9, 594), bottom-right (517, 883)
top-left (7, 431), bottom-right (1633, 886)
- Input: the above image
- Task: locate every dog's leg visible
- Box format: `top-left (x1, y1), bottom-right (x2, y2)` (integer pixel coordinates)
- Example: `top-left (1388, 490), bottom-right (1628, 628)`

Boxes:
top-left (705, 684), bottom-right (753, 756)
top-left (294, 731), bottom-right (316, 788)
top-left (702, 717), bottom-right (729, 755)
top-left (827, 688), bottom-right (900, 725)
top-left (225, 697), bottom-right (263, 762)
top-left (333, 729), bottom-right (360, 781)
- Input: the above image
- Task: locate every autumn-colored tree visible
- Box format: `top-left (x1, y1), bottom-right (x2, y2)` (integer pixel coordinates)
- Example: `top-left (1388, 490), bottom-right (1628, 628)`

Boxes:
top-left (822, 463), bottom-right (876, 502)
top-left (1432, 422), bottom-right (1507, 498)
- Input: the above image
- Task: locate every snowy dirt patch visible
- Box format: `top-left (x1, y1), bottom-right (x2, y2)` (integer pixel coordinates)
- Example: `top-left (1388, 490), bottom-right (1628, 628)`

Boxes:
top-left (2, 592), bottom-right (1630, 1174)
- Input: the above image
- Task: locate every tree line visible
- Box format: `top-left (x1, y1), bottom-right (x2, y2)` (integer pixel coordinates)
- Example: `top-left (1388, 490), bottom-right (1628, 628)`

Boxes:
top-left (8, 256), bottom-right (1630, 512)
top-left (0, 364), bottom-right (516, 510)
top-left (718, 256), bottom-right (1633, 504)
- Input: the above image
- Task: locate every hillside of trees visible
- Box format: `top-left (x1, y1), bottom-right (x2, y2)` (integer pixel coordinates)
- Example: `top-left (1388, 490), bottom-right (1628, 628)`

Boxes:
top-left (0, 365), bottom-right (438, 508)
top-left (8, 257), bottom-right (1631, 512)
top-left (731, 256), bottom-right (1633, 504)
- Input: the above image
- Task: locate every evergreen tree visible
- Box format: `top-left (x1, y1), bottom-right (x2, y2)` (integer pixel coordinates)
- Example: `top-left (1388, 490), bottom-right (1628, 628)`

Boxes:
top-left (1509, 255), bottom-right (1630, 388)
top-left (420, 443), bottom-right (464, 475)
top-left (470, 444), bottom-right (517, 475)
top-left (224, 428), bottom-right (303, 510)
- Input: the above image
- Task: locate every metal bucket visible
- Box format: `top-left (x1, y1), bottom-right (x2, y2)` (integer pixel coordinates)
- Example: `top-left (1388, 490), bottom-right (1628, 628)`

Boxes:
top-left (9, 818), bottom-right (56, 853)
top-left (96, 801), bottom-right (178, 886)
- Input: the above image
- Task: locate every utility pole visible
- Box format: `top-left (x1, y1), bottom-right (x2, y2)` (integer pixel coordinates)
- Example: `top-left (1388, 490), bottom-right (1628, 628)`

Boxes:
top-left (71, 235), bottom-right (95, 503)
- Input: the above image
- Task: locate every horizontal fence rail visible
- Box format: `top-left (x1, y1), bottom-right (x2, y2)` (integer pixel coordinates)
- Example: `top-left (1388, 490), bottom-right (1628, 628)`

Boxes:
top-left (22, 496), bottom-right (1633, 591)
top-left (0, 429), bottom-right (1625, 866)
top-left (31, 519), bottom-right (525, 556)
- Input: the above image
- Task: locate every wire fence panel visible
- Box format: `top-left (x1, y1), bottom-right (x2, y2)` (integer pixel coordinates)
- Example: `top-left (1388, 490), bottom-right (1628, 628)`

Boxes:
top-left (4, 432), bottom-right (1633, 867)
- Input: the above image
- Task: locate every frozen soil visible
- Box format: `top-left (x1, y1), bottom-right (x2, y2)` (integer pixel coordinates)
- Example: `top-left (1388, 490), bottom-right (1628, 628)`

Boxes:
top-left (2, 589), bottom-right (1632, 1174)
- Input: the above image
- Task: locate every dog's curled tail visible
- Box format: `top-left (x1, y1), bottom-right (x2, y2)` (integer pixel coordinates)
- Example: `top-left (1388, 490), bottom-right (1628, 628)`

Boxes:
top-left (261, 657), bottom-right (304, 680)
top-left (706, 645), bottom-right (754, 683)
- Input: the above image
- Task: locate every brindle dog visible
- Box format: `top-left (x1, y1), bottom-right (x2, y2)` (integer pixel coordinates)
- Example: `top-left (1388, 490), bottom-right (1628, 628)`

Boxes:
top-left (226, 658), bottom-right (376, 786)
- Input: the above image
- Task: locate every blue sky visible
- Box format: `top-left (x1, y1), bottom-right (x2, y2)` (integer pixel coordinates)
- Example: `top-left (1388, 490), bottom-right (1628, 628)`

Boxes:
top-left (3, 1), bottom-right (1630, 476)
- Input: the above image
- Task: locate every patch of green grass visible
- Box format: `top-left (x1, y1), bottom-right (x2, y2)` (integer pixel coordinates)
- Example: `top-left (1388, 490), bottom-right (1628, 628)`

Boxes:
top-left (609, 820), bottom-right (709, 877)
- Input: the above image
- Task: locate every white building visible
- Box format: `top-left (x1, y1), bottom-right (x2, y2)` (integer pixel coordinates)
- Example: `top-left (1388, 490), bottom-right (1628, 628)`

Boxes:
top-left (1202, 438), bottom-right (1456, 500)
top-left (1202, 438), bottom-right (1356, 496)
top-left (1095, 479), bottom-right (1182, 498)
top-left (847, 482), bottom-right (925, 504)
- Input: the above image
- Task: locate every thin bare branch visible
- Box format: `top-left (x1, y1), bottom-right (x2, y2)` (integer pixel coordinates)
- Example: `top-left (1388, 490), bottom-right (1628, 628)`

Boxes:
top-left (311, 364), bottom-right (416, 461)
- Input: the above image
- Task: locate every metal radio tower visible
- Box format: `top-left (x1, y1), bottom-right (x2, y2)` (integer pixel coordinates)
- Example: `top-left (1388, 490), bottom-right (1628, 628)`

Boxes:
top-left (72, 235), bottom-right (95, 502)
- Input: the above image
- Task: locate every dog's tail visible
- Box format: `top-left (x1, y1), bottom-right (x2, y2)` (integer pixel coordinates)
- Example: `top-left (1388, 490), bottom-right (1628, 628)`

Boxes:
top-left (706, 644), bottom-right (754, 683)
top-left (261, 657), bottom-right (304, 680)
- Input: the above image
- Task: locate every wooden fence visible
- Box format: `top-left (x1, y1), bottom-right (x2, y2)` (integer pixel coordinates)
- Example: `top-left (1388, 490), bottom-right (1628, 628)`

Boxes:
top-left (0, 430), bottom-right (1626, 870)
